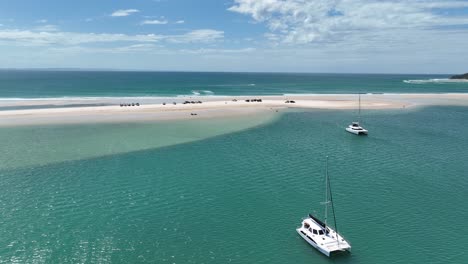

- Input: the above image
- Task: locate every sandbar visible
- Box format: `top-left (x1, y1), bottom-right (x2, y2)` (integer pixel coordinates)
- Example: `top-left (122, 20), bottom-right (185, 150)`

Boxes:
top-left (1, 93), bottom-right (468, 127)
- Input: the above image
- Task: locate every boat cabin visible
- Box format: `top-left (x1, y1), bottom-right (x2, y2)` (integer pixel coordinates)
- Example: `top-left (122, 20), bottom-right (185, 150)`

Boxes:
top-left (302, 218), bottom-right (328, 237)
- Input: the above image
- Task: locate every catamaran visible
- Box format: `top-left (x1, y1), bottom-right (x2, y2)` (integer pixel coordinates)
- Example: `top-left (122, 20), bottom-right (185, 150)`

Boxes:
top-left (346, 93), bottom-right (368, 135)
top-left (296, 157), bottom-right (351, 257)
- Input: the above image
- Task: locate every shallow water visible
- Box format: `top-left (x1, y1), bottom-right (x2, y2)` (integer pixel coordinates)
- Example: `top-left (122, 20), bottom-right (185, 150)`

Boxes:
top-left (0, 113), bottom-right (278, 170)
top-left (0, 104), bottom-right (109, 111)
top-left (0, 106), bottom-right (467, 263)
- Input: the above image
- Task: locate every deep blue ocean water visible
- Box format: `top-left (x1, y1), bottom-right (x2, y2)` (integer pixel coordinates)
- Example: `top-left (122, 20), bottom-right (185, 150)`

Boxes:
top-left (0, 70), bottom-right (467, 98)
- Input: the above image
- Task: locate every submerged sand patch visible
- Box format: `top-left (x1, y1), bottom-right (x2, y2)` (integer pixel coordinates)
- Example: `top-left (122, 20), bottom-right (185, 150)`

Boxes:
top-left (0, 112), bottom-right (279, 170)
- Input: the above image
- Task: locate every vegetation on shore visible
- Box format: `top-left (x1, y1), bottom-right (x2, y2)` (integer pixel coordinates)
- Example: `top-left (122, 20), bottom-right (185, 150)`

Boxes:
top-left (450, 73), bottom-right (468, 79)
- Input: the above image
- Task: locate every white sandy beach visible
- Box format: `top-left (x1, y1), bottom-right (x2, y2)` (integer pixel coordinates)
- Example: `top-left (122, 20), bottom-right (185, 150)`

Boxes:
top-left (1, 93), bottom-right (468, 126)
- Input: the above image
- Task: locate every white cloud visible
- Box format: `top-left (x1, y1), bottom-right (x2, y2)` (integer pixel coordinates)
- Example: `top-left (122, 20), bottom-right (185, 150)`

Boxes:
top-left (111, 9), bottom-right (139, 17)
top-left (36, 19), bottom-right (48, 24)
top-left (179, 48), bottom-right (255, 54)
top-left (165, 29), bottom-right (224, 43)
top-left (141, 19), bottom-right (168, 25)
top-left (0, 30), bottom-right (160, 46)
top-left (47, 44), bottom-right (162, 54)
top-left (117, 44), bottom-right (160, 52)
top-left (175, 20), bottom-right (185, 24)
top-left (0, 29), bottom-right (224, 46)
top-left (3, 28), bottom-right (468, 73)
top-left (228, 0), bottom-right (468, 44)
top-left (45, 45), bottom-right (251, 56)
top-left (34, 24), bottom-right (60, 32)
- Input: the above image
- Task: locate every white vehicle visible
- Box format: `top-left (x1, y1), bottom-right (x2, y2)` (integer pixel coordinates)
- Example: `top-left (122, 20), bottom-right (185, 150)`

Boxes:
top-left (346, 94), bottom-right (368, 135)
top-left (296, 157), bottom-right (351, 257)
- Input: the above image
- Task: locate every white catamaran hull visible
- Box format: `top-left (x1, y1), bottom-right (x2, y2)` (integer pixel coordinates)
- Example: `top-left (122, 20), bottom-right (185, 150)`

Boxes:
top-left (296, 225), bottom-right (351, 257)
top-left (296, 228), bottom-right (331, 257)
top-left (345, 127), bottom-right (368, 135)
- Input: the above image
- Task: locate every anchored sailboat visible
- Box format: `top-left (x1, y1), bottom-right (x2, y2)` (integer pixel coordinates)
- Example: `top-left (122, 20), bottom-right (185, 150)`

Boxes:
top-left (296, 157), bottom-right (351, 257)
top-left (346, 93), bottom-right (368, 135)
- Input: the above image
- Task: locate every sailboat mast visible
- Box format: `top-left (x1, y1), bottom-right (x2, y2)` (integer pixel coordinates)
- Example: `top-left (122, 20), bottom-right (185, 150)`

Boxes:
top-left (358, 93), bottom-right (361, 123)
top-left (324, 156), bottom-right (329, 226)
top-left (327, 163), bottom-right (340, 247)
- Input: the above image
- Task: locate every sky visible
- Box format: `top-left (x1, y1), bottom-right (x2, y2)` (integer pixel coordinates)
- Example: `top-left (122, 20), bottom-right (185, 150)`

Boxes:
top-left (0, 0), bottom-right (468, 73)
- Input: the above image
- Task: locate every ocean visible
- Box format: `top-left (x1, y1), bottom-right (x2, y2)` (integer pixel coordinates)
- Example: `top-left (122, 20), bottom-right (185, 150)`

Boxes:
top-left (1, 106), bottom-right (467, 263)
top-left (1, 71), bottom-right (468, 263)
top-left (0, 70), bottom-right (468, 98)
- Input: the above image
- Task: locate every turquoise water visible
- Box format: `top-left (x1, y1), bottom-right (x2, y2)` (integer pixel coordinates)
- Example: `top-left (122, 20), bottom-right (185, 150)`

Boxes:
top-left (0, 113), bottom-right (278, 170)
top-left (1, 106), bottom-right (467, 263)
top-left (1, 70), bottom-right (468, 98)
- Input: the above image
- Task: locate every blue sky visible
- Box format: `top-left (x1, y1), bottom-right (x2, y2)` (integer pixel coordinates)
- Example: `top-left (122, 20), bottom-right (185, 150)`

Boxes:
top-left (1, 0), bottom-right (468, 73)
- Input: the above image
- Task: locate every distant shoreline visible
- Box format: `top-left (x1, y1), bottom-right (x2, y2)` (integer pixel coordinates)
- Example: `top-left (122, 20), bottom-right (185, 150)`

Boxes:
top-left (1, 93), bottom-right (468, 127)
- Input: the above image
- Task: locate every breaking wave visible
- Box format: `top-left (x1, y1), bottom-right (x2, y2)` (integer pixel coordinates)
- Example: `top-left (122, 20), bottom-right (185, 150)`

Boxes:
top-left (207, 84), bottom-right (256, 87)
top-left (403, 79), bottom-right (468, 84)
top-left (190, 90), bottom-right (215, 96)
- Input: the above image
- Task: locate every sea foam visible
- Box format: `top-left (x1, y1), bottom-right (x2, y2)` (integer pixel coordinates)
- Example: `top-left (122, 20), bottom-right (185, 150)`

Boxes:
top-left (403, 79), bottom-right (468, 84)
top-left (190, 90), bottom-right (215, 96)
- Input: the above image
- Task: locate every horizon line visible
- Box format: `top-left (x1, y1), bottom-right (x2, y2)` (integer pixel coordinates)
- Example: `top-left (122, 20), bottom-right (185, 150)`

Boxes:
top-left (0, 68), bottom-right (457, 75)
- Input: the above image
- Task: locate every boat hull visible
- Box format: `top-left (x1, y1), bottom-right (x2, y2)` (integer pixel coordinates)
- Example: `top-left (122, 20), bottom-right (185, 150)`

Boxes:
top-left (296, 218), bottom-right (351, 258)
top-left (346, 127), bottom-right (368, 135)
top-left (296, 228), bottom-right (331, 257)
